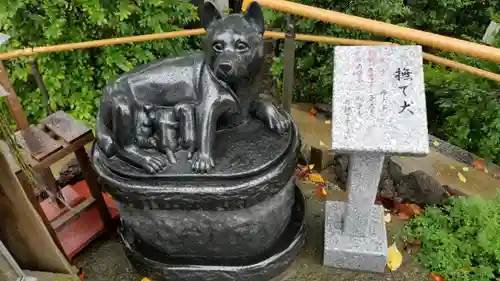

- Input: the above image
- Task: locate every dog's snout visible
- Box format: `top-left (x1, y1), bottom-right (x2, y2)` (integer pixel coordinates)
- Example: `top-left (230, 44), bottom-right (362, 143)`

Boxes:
top-left (219, 63), bottom-right (232, 74)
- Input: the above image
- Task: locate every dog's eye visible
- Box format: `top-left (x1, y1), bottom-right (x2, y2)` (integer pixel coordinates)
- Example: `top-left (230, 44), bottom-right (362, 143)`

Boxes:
top-left (212, 42), bottom-right (224, 52)
top-left (236, 41), bottom-right (249, 51)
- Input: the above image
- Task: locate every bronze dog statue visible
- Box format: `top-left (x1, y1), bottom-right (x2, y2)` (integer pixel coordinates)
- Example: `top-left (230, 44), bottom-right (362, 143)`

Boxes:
top-left (95, 1), bottom-right (290, 174)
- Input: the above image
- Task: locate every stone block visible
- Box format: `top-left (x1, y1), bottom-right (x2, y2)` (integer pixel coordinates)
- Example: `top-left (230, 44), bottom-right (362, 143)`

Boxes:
top-left (309, 146), bottom-right (334, 171)
top-left (323, 201), bottom-right (387, 273)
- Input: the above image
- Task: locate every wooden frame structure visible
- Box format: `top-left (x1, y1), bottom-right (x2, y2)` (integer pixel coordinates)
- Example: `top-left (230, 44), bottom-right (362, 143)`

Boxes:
top-left (0, 141), bottom-right (75, 275)
top-left (0, 61), bottom-right (113, 262)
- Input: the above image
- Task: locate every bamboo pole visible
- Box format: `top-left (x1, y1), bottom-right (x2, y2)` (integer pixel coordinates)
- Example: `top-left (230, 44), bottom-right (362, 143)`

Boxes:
top-left (246, 0), bottom-right (500, 64)
top-left (422, 53), bottom-right (500, 82)
top-left (0, 29), bottom-right (206, 61)
top-left (264, 32), bottom-right (500, 82)
top-left (0, 30), bottom-right (498, 82)
top-left (265, 31), bottom-right (395, 46)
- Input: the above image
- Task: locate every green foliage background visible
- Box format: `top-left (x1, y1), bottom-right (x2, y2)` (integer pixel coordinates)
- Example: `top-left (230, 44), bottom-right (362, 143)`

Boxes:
top-left (266, 0), bottom-right (500, 163)
top-left (0, 0), bottom-right (200, 127)
top-left (1, 0), bottom-right (500, 164)
top-left (403, 196), bottom-right (500, 281)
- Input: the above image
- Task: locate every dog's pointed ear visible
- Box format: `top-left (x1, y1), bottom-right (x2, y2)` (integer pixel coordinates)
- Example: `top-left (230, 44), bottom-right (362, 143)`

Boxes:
top-left (201, 1), bottom-right (223, 30)
top-left (244, 1), bottom-right (265, 35)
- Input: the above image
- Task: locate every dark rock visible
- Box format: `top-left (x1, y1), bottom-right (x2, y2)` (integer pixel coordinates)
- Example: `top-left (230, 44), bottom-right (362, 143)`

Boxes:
top-left (387, 157), bottom-right (405, 184)
top-left (377, 158), bottom-right (395, 200)
top-left (312, 103), bottom-right (332, 118)
top-left (396, 170), bottom-right (448, 206)
top-left (331, 154), bottom-right (448, 206)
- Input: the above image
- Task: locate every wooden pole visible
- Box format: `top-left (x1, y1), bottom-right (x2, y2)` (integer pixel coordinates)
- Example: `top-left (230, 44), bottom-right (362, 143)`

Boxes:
top-left (282, 15), bottom-right (296, 113)
top-left (0, 62), bottom-right (29, 130)
top-left (248, 0), bottom-right (500, 64)
top-left (0, 30), bottom-right (498, 82)
top-left (422, 53), bottom-right (500, 82)
top-left (29, 58), bottom-right (52, 116)
top-left (264, 32), bottom-right (500, 83)
top-left (0, 29), bottom-right (206, 61)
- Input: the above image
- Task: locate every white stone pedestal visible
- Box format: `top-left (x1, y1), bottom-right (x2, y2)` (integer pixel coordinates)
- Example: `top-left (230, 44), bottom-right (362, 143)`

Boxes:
top-left (324, 45), bottom-right (429, 273)
top-left (323, 153), bottom-right (387, 273)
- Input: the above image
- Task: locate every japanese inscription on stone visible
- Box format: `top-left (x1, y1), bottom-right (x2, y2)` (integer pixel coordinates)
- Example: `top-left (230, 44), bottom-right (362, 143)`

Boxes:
top-left (331, 46), bottom-right (429, 155)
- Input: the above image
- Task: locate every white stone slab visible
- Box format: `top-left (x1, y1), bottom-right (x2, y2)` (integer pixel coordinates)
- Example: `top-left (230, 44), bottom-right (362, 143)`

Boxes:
top-left (332, 46), bottom-right (429, 155)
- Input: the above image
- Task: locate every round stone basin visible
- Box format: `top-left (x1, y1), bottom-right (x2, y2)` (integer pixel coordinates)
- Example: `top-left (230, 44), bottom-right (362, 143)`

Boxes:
top-left (120, 177), bottom-right (295, 259)
top-left (119, 185), bottom-right (307, 281)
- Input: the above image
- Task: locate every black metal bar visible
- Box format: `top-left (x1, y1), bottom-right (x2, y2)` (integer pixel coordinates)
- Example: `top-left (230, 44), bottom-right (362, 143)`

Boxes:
top-left (230, 0), bottom-right (242, 13)
top-left (29, 58), bottom-right (52, 116)
top-left (282, 14), bottom-right (296, 113)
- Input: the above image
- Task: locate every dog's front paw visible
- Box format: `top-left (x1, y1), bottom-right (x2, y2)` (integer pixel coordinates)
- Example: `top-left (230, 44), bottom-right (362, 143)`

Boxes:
top-left (263, 105), bottom-right (290, 135)
top-left (137, 152), bottom-right (169, 174)
top-left (191, 152), bottom-right (215, 173)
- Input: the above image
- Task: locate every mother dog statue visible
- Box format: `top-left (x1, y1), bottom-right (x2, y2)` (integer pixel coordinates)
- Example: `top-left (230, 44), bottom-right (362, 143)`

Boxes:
top-left (95, 0), bottom-right (289, 174)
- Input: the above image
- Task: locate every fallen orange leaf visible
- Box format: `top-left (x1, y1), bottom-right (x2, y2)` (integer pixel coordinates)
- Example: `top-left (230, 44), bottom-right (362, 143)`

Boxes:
top-left (316, 184), bottom-right (328, 197)
top-left (396, 203), bottom-right (423, 219)
top-left (472, 159), bottom-right (484, 170)
top-left (309, 173), bottom-right (325, 183)
top-left (309, 107), bottom-right (317, 116)
top-left (296, 164), bottom-right (315, 180)
top-left (408, 203), bottom-right (424, 215)
top-left (429, 272), bottom-right (447, 281)
top-left (395, 212), bottom-right (412, 220)
top-left (77, 268), bottom-right (85, 279)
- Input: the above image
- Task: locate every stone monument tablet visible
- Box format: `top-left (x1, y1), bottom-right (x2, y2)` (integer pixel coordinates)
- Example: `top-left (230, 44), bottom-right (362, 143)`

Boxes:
top-left (332, 46), bottom-right (428, 155)
top-left (324, 46), bottom-right (429, 273)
